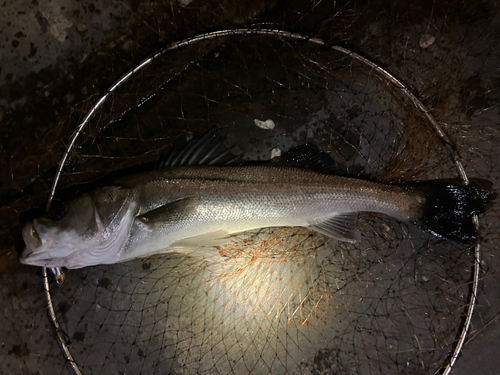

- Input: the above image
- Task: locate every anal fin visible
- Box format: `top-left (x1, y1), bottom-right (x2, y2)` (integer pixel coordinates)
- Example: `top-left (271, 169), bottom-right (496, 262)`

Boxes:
top-left (309, 213), bottom-right (360, 243)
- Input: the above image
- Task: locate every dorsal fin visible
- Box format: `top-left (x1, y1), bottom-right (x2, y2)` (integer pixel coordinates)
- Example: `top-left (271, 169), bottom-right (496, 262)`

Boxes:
top-left (268, 143), bottom-right (341, 174)
top-left (158, 127), bottom-right (341, 175)
top-left (158, 127), bottom-right (243, 168)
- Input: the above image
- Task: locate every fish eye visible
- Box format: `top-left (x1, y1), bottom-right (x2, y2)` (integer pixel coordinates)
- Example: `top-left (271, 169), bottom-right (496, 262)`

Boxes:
top-left (49, 203), bottom-right (67, 221)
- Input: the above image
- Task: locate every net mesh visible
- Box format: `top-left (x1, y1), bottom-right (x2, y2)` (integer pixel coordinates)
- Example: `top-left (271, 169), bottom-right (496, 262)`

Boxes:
top-left (1, 2), bottom-right (499, 375)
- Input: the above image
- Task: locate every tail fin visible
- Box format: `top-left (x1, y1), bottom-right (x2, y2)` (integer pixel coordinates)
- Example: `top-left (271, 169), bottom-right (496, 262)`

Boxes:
top-left (413, 182), bottom-right (496, 244)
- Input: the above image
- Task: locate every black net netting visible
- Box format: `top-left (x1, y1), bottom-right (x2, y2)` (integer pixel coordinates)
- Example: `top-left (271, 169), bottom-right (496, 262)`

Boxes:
top-left (1, 2), bottom-right (500, 375)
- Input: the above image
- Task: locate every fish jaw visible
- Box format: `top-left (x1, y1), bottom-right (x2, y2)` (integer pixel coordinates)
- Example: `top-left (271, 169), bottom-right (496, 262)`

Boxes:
top-left (20, 249), bottom-right (84, 269)
top-left (20, 220), bottom-right (83, 268)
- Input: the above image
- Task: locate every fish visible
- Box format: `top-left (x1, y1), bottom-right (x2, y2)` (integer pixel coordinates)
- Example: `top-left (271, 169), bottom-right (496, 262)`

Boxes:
top-left (19, 129), bottom-right (496, 270)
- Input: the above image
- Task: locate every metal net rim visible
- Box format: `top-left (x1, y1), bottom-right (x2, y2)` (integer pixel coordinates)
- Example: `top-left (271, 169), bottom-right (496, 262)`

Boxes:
top-left (40, 28), bottom-right (479, 375)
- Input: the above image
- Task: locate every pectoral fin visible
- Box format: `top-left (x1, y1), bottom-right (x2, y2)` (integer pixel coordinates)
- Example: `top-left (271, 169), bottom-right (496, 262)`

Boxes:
top-left (137, 197), bottom-right (198, 229)
top-left (309, 213), bottom-right (360, 242)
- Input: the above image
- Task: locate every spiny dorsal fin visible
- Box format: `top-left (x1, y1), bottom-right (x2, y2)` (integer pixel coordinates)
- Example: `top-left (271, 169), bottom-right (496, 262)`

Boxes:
top-left (309, 213), bottom-right (360, 242)
top-left (158, 127), bottom-right (243, 168)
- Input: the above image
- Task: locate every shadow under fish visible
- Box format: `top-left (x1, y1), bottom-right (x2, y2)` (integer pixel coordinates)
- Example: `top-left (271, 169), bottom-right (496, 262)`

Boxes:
top-left (19, 127), bottom-right (497, 270)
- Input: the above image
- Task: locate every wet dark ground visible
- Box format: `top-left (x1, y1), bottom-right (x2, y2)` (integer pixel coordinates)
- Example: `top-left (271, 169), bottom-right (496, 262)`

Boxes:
top-left (1, 1), bottom-right (500, 374)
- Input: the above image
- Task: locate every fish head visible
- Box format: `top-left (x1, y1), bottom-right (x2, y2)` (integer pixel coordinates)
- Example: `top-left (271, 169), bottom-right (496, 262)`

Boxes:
top-left (20, 193), bottom-right (101, 268)
top-left (20, 186), bottom-right (134, 269)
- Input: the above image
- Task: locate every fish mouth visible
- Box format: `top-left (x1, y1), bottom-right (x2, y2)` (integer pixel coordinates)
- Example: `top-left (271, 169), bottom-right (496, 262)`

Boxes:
top-left (19, 253), bottom-right (56, 267)
top-left (20, 221), bottom-right (54, 267)
top-left (20, 220), bottom-right (86, 269)
top-left (20, 249), bottom-right (69, 268)
top-left (20, 222), bottom-right (80, 268)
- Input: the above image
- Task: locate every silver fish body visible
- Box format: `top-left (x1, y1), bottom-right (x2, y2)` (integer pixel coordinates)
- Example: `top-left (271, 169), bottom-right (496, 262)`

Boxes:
top-left (20, 166), bottom-right (425, 269)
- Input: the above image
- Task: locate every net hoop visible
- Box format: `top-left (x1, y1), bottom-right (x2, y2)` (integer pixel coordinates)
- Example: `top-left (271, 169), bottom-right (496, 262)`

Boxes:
top-left (43, 28), bottom-right (478, 375)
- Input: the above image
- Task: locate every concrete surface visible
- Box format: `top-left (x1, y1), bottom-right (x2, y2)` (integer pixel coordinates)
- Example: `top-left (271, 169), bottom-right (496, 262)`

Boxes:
top-left (1, 0), bottom-right (499, 374)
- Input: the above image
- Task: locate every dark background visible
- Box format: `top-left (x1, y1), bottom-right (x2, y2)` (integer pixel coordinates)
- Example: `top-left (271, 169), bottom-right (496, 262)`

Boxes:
top-left (1, 1), bottom-right (499, 374)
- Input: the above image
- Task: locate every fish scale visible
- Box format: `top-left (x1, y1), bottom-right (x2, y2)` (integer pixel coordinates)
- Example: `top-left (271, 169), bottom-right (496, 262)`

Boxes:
top-left (20, 156), bottom-right (495, 269)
